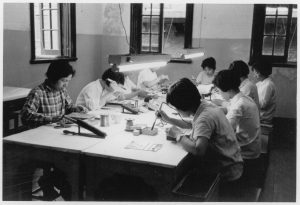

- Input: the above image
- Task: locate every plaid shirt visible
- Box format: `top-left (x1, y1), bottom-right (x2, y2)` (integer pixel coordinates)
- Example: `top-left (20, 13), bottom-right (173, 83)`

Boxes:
top-left (21, 80), bottom-right (77, 127)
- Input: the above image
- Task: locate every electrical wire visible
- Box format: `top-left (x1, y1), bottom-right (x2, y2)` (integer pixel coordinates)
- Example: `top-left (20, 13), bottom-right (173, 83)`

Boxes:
top-left (159, 102), bottom-right (191, 126)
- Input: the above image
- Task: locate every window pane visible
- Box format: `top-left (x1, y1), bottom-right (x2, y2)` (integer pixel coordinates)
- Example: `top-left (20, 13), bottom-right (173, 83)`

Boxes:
top-left (142, 16), bottom-right (150, 33)
top-left (264, 16), bottom-right (275, 35)
top-left (142, 34), bottom-right (150, 52)
top-left (163, 4), bottom-right (186, 57)
top-left (288, 14), bottom-right (297, 62)
top-left (151, 4), bottom-right (160, 15)
top-left (276, 16), bottom-right (287, 35)
top-left (266, 5), bottom-right (277, 15)
top-left (142, 4), bottom-right (151, 15)
top-left (151, 16), bottom-right (160, 34)
top-left (51, 10), bottom-right (58, 29)
top-left (277, 6), bottom-right (288, 15)
top-left (42, 3), bottom-right (50, 9)
top-left (151, 34), bottom-right (159, 52)
top-left (52, 31), bottom-right (59, 50)
top-left (50, 3), bottom-right (58, 9)
top-left (43, 31), bottom-right (51, 49)
top-left (262, 36), bottom-right (274, 55)
top-left (274, 36), bottom-right (285, 56)
top-left (42, 9), bottom-right (50, 29)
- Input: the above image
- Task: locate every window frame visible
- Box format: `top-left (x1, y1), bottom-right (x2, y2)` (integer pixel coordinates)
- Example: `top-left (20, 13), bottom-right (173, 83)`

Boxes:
top-left (130, 3), bottom-right (193, 55)
top-left (30, 3), bottom-right (77, 64)
top-left (250, 4), bottom-right (297, 68)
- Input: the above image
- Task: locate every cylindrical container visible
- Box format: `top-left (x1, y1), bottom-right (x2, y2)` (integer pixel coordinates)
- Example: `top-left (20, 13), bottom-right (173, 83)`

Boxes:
top-left (100, 114), bottom-right (109, 127)
top-left (125, 118), bottom-right (134, 131)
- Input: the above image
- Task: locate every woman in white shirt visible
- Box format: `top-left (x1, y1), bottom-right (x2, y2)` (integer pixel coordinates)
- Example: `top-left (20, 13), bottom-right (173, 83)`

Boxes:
top-left (195, 57), bottom-right (216, 85)
top-left (76, 68), bottom-right (125, 111)
top-left (213, 69), bottom-right (261, 160)
top-left (228, 60), bottom-right (260, 109)
top-left (252, 60), bottom-right (276, 125)
top-left (137, 67), bottom-right (169, 90)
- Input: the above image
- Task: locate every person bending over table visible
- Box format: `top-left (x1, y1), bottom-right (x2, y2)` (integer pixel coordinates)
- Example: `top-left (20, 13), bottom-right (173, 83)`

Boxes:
top-left (21, 61), bottom-right (86, 129)
top-left (228, 60), bottom-right (260, 110)
top-left (212, 70), bottom-right (261, 161)
top-left (156, 78), bottom-right (243, 182)
top-left (76, 68), bottom-right (125, 111)
top-left (137, 67), bottom-right (169, 90)
top-left (194, 57), bottom-right (216, 85)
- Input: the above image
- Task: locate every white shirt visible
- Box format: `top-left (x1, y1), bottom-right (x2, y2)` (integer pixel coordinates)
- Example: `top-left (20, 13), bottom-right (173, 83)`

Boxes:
top-left (192, 100), bottom-right (243, 167)
top-left (137, 68), bottom-right (158, 89)
top-left (75, 79), bottom-right (115, 111)
top-left (239, 78), bottom-right (260, 110)
top-left (123, 76), bottom-right (137, 94)
top-left (226, 92), bottom-right (261, 159)
top-left (196, 71), bottom-right (215, 85)
top-left (256, 77), bottom-right (276, 125)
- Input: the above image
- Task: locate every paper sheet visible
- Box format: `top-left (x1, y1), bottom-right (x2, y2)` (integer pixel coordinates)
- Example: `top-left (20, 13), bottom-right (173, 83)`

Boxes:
top-left (125, 141), bottom-right (162, 152)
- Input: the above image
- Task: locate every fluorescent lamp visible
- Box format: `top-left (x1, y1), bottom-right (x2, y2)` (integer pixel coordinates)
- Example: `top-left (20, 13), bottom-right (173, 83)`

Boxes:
top-left (117, 61), bottom-right (168, 72)
top-left (108, 54), bottom-right (171, 72)
top-left (182, 48), bottom-right (205, 59)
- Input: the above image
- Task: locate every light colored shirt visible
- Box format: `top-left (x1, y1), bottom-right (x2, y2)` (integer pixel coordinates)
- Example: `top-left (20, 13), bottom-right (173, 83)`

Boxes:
top-left (196, 71), bottom-right (215, 85)
top-left (227, 92), bottom-right (261, 159)
top-left (256, 77), bottom-right (276, 125)
top-left (239, 78), bottom-right (260, 110)
top-left (76, 79), bottom-right (115, 111)
top-left (191, 100), bottom-right (243, 179)
top-left (137, 68), bottom-right (158, 89)
top-left (123, 76), bottom-right (137, 94)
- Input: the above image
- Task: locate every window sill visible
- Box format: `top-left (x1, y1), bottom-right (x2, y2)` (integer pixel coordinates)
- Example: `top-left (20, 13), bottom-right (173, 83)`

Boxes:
top-left (272, 62), bottom-right (297, 68)
top-left (30, 57), bottom-right (78, 64)
top-left (169, 58), bottom-right (192, 64)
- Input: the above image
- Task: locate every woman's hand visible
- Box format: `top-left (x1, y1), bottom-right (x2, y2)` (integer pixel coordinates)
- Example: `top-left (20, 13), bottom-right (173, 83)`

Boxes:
top-left (165, 126), bottom-right (182, 141)
top-left (156, 110), bottom-right (170, 123)
top-left (75, 105), bottom-right (88, 113)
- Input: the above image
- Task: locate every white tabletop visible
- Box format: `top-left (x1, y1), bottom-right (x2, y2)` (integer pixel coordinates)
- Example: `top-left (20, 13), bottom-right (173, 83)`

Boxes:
top-left (83, 111), bottom-right (188, 168)
top-left (3, 86), bottom-right (31, 101)
top-left (3, 124), bottom-right (104, 153)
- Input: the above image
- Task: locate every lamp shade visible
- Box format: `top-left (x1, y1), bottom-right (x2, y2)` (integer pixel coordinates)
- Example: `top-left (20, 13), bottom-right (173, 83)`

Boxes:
top-left (182, 48), bottom-right (205, 59)
top-left (108, 54), bottom-right (171, 72)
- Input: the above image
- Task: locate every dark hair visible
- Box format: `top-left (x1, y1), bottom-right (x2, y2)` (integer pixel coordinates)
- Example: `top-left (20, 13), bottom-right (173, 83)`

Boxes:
top-left (46, 61), bottom-right (75, 83)
top-left (201, 57), bottom-right (216, 70)
top-left (251, 59), bottom-right (272, 77)
top-left (166, 78), bottom-right (201, 112)
top-left (102, 68), bottom-right (125, 86)
top-left (228, 60), bottom-right (249, 78)
top-left (213, 70), bottom-right (241, 92)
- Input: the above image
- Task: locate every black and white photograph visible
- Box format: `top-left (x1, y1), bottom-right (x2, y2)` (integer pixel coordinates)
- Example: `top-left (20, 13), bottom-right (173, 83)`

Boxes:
top-left (1, 0), bottom-right (297, 202)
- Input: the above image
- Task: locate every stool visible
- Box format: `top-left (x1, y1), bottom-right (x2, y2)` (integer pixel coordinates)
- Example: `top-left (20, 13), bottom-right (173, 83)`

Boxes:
top-left (172, 169), bottom-right (220, 202)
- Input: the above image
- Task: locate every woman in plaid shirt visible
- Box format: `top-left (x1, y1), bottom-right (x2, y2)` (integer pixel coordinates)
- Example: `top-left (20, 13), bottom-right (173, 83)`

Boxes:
top-left (21, 61), bottom-right (86, 128)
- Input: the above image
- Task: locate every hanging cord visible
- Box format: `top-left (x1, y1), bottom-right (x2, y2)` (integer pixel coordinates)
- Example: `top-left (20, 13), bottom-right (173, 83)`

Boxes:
top-left (118, 4), bottom-right (137, 54)
top-left (163, 18), bottom-right (174, 49)
top-left (159, 102), bottom-right (191, 126)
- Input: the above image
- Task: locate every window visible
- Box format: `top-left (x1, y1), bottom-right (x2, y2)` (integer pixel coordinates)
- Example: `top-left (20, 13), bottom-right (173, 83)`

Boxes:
top-left (130, 3), bottom-right (193, 57)
top-left (250, 4), bottom-right (297, 67)
top-left (30, 3), bottom-right (77, 64)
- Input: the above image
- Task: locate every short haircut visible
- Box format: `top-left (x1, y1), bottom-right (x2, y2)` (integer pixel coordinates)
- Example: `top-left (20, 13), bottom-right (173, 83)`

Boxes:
top-left (166, 78), bottom-right (201, 112)
top-left (46, 61), bottom-right (75, 83)
top-left (228, 60), bottom-right (249, 78)
top-left (213, 70), bottom-right (241, 92)
top-left (201, 57), bottom-right (216, 70)
top-left (102, 68), bottom-right (125, 86)
top-left (252, 59), bottom-right (272, 77)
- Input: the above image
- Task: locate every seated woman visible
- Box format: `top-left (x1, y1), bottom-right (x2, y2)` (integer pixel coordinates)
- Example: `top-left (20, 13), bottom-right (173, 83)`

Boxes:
top-left (21, 61), bottom-right (86, 128)
top-left (137, 67), bottom-right (169, 90)
top-left (213, 70), bottom-right (261, 160)
top-left (195, 57), bottom-right (217, 85)
top-left (156, 78), bottom-right (243, 182)
top-left (228, 60), bottom-right (260, 109)
top-left (75, 68), bottom-right (125, 111)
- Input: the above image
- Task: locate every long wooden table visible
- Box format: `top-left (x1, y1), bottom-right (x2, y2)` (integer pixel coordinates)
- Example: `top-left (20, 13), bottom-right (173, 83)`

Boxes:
top-left (83, 107), bottom-right (191, 201)
top-left (3, 101), bottom-right (191, 201)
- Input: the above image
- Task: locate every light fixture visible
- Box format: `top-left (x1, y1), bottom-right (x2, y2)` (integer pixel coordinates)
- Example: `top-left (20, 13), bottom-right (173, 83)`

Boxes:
top-left (108, 54), bottom-right (171, 72)
top-left (181, 48), bottom-right (205, 59)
